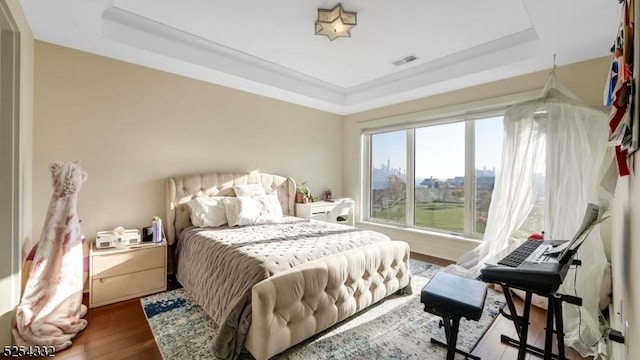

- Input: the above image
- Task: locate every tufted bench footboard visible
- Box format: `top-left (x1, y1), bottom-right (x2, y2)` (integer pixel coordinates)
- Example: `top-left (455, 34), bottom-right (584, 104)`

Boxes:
top-left (244, 241), bottom-right (412, 360)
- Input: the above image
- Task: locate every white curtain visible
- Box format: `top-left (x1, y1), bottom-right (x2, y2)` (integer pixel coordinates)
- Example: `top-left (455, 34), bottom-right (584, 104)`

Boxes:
top-left (449, 74), bottom-right (609, 357)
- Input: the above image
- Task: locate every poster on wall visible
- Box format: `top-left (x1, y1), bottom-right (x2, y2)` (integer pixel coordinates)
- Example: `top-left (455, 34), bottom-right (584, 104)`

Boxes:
top-left (624, 0), bottom-right (639, 156)
top-left (626, 80), bottom-right (639, 155)
top-left (617, 80), bottom-right (638, 156)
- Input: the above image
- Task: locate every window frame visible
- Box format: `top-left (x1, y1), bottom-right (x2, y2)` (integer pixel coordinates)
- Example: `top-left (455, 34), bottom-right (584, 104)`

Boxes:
top-left (361, 109), bottom-right (506, 239)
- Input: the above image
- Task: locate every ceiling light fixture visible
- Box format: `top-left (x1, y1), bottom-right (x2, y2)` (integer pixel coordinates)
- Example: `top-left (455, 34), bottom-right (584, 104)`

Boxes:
top-left (315, 3), bottom-right (357, 41)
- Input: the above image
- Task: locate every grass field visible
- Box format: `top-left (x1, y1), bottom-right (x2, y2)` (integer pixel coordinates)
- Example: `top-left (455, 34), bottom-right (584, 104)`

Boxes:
top-left (375, 202), bottom-right (466, 233)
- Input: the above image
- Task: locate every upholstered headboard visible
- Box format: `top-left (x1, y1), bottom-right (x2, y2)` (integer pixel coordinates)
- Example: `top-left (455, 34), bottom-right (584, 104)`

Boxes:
top-left (165, 172), bottom-right (296, 245)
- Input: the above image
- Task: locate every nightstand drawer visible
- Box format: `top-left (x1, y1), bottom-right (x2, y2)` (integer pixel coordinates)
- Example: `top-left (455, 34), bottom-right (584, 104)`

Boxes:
top-left (310, 213), bottom-right (328, 221)
top-left (92, 246), bottom-right (165, 278)
top-left (92, 267), bottom-right (165, 304)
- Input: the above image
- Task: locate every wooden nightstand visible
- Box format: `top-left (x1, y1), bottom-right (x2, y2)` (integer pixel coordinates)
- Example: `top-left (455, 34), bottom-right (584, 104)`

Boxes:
top-left (89, 240), bottom-right (167, 308)
top-left (295, 199), bottom-right (355, 226)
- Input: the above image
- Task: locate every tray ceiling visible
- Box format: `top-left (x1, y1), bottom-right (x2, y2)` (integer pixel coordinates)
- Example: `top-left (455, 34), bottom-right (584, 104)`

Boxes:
top-left (22, 0), bottom-right (620, 115)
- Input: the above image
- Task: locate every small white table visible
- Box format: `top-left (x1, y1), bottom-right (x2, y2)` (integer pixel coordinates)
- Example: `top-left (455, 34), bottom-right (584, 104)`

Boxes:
top-left (295, 199), bottom-right (355, 226)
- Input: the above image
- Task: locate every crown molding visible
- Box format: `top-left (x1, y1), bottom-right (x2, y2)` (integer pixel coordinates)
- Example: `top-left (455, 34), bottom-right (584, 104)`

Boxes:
top-left (102, 5), bottom-right (542, 115)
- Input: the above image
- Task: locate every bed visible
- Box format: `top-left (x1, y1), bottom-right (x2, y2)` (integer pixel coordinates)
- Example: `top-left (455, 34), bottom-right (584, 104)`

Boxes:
top-left (166, 172), bottom-right (412, 360)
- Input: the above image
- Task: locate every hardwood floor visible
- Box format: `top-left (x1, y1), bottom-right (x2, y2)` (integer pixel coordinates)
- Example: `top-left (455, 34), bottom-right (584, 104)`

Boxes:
top-left (53, 298), bottom-right (162, 360)
top-left (49, 253), bottom-right (587, 360)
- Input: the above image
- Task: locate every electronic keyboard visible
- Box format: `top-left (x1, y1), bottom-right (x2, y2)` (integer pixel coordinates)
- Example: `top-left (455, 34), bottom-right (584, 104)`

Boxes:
top-left (480, 239), bottom-right (571, 293)
top-left (480, 203), bottom-right (602, 294)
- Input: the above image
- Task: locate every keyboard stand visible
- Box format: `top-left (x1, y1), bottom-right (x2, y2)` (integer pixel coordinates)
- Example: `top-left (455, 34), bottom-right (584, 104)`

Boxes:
top-left (496, 282), bottom-right (582, 360)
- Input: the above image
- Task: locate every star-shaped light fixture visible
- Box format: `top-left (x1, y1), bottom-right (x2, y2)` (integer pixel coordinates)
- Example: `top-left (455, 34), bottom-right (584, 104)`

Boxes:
top-left (315, 3), bottom-right (357, 41)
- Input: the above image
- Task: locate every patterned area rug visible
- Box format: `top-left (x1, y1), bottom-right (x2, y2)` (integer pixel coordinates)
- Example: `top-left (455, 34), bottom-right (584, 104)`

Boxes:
top-left (141, 260), bottom-right (505, 360)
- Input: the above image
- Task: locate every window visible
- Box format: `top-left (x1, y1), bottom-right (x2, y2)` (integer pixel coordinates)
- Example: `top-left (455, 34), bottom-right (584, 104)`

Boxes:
top-left (370, 131), bottom-right (406, 223)
top-left (514, 129), bottom-right (547, 239)
top-left (364, 114), bottom-right (504, 238)
top-left (414, 122), bottom-right (465, 233)
top-left (474, 116), bottom-right (504, 234)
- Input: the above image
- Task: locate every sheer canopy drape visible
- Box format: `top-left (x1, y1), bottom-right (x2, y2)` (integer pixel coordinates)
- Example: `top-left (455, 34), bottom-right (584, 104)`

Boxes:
top-left (450, 74), bottom-right (609, 356)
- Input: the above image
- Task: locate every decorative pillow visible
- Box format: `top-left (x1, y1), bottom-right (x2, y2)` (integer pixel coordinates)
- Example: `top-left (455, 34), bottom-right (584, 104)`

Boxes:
top-left (224, 192), bottom-right (283, 227)
top-left (186, 196), bottom-right (227, 227)
top-left (233, 184), bottom-right (266, 197)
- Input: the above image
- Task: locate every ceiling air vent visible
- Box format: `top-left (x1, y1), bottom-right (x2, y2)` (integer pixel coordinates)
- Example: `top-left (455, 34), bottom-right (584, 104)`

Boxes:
top-left (392, 54), bottom-right (419, 66)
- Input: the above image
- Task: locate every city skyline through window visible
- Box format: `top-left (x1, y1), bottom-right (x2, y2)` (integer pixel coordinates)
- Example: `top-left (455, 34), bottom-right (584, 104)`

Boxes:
top-left (367, 115), bottom-right (505, 236)
top-left (371, 117), bottom-right (503, 182)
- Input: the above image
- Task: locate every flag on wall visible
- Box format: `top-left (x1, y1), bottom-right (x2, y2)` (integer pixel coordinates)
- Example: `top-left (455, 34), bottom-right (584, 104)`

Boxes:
top-left (606, 0), bottom-right (635, 176)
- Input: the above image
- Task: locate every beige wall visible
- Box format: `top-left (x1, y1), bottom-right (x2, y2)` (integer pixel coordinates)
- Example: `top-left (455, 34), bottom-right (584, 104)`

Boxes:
top-left (610, 156), bottom-right (639, 359)
top-left (343, 57), bottom-right (612, 261)
top-left (626, 157), bottom-right (639, 359)
top-left (17, 8), bottom-right (34, 262)
top-left (0, 0), bottom-right (33, 347)
top-left (33, 41), bottom-right (343, 247)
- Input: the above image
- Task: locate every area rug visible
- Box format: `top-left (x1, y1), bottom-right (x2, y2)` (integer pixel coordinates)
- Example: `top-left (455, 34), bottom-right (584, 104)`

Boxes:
top-left (141, 260), bottom-right (505, 360)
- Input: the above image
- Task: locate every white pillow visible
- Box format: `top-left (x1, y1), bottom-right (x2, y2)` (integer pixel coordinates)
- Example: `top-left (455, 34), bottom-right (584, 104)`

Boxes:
top-left (224, 192), bottom-right (283, 227)
top-left (233, 184), bottom-right (266, 197)
top-left (186, 196), bottom-right (227, 227)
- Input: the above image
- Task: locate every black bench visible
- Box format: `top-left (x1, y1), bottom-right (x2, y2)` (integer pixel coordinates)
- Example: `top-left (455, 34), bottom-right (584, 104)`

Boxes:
top-left (420, 271), bottom-right (488, 360)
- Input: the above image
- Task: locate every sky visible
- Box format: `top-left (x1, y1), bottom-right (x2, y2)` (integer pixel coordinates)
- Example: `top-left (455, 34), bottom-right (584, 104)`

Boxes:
top-left (372, 116), bottom-right (504, 179)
